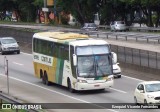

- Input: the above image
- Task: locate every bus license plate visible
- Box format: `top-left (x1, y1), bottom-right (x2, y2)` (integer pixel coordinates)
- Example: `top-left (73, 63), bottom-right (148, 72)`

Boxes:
top-left (94, 85), bottom-right (100, 87)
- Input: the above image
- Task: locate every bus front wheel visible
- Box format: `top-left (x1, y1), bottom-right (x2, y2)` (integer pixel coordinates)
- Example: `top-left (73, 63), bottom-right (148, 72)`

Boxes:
top-left (67, 79), bottom-right (75, 93)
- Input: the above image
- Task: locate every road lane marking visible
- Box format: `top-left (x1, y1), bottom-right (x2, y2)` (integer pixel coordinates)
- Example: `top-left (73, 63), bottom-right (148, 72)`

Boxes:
top-left (0, 74), bottom-right (119, 112)
top-left (21, 52), bottom-right (32, 56)
top-left (122, 75), bottom-right (144, 82)
top-left (109, 88), bottom-right (127, 94)
top-left (13, 62), bottom-right (23, 66)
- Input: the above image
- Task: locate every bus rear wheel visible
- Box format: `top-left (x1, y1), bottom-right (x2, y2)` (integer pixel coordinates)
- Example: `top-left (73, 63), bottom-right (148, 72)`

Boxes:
top-left (42, 75), bottom-right (46, 84)
top-left (42, 73), bottom-right (50, 86)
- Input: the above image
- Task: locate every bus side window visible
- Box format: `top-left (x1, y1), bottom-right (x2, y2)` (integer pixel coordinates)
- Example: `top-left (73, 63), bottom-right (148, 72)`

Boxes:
top-left (70, 46), bottom-right (76, 78)
top-left (63, 45), bottom-right (69, 60)
top-left (50, 43), bottom-right (54, 56)
top-left (47, 41), bottom-right (53, 56)
top-left (42, 40), bottom-right (48, 55)
top-left (33, 38), bottom-right (36, 52)
top-left (37, 39), bottom-right (42, 54)
top-left (53, 44), bottom-right (59, 57)
top-left (59, 45), bottom-right (64, 59)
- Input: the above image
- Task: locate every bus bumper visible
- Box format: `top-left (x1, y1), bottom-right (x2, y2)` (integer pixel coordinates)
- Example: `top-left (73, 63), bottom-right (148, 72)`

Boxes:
top-left (74, 80), bottom-right (113, 91)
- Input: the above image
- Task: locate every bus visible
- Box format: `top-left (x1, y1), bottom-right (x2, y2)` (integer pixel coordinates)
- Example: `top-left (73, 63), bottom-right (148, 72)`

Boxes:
top-left (32, 32), bottom-right (116, 92)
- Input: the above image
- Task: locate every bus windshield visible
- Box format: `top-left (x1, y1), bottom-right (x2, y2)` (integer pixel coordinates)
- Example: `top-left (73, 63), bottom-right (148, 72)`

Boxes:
top-left (76, 45), bottom-right (112, 78)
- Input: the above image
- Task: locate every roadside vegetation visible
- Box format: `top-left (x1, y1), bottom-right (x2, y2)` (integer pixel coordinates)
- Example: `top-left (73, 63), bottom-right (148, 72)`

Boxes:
top-left (0, 0), bottom-right (160, 27)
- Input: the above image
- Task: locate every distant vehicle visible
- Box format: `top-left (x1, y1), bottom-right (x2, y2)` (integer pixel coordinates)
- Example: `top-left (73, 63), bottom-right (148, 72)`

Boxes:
top-left (110, 21), bottom-right (128, 32)
top-left (111, 52), bottom-right (121, 78)
top-left (134, 81), bottom-right (160, 105)
top-left (113, 63), bottom-right (121, 78)
top-left (32, 31), bottom-right (116, 92)
top-left (81, 23), bottom-right (98, 31)
top-left (0, 37), bottom-right (20, 55)
top-left (68, 14), bottom-right (77, 26)
top-left (94, 13), bottom-right (100, 25)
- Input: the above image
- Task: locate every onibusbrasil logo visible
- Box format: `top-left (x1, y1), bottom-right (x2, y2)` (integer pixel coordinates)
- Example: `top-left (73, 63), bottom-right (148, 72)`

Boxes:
top-left (1, 104), bottom-right (42, 110)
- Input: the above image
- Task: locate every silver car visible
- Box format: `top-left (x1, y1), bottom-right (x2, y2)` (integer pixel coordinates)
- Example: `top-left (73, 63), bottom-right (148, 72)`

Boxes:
top-left (110, 21), bottom-right (127, 31)
top-left (81, 23), bottom-right (98, 31)
top-left (0, 37), bottom-right (20, 55)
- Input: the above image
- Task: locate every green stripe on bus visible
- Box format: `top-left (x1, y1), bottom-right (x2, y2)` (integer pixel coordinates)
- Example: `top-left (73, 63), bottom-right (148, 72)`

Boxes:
top-left (94, 77), bottom-right (103, 80)
top-left (55, 59), bottom-right (60, 83)
top-left (58, 60), bottom-right (64, 84)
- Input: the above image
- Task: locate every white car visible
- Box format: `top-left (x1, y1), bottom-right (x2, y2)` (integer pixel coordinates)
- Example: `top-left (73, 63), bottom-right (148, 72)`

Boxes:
top-left (113, 63), bottom-right (121, 78)
top-left (0, 37), bottom-right (20, 55)
top-left (134, 81), bottom-right (160, 105)
top-left (110, 21), bottom-right (128, 32)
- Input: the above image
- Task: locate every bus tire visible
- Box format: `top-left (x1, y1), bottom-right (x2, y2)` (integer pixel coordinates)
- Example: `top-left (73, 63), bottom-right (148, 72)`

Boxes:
top-left (67, 79), bottom-right (75, 93)
top-left (42, 75), bottom-right (46, 84)
top-left (44, 72), bottom-right (50, 86)
top-left (40, 70), bottom-right (46, 84)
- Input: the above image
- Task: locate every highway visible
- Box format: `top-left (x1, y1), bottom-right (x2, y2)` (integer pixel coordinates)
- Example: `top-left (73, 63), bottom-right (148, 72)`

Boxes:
top-left (0, 52), bottom-right (159, 112)
top-left (0, 24), bottom-right (160, 112)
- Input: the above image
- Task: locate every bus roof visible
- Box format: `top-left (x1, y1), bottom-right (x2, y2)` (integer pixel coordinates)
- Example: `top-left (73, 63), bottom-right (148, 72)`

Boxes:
top-left (33, 32), bottom-right (89, 41)
top-left (70, 39), bottom-right (109, 46)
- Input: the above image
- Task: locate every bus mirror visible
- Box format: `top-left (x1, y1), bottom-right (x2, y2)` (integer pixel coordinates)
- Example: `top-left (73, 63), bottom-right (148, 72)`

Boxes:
top-left (73, 54), bottom-right (77, 66)
top-left (111, 52), bottom-right (117, 64)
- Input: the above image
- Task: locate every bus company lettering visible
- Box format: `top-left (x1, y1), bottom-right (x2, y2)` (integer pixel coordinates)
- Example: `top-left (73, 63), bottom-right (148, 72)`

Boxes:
top-left (41, 56), bottom-right (51, 64)
top-left (34, 55), bottom-right (39, 60)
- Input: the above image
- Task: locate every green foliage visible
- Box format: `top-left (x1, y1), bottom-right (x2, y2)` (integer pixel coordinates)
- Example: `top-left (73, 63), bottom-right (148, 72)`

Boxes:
top-left (0, 0), bottom-right (160, 27)
top-left (18, 1), bottom-right (36, 22)
top-left (61, 15), bottom-right (69, 25)
top-left (32, 0), bottom-right (44, 8)
top-left (152, 13), bottom-right (157, 25)
top-left (57, 0), bottom-right (99, 24)
top-left (0, 0), bottom-right (15, 11)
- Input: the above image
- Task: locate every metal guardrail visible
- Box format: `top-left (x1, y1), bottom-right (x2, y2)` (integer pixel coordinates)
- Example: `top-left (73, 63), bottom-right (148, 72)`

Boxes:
top-left (110, 45), bottom-right (160, 70)
top-left (98, 25), bottom-right (110, 29)
top-left (82, 31), bottom-right (160, 44)
top-left (98, 25), bottom-right (160, 32)
top-left (0, 91), bottom-right (39, 112)
top-left (130, 27), bottom-right (160, 32)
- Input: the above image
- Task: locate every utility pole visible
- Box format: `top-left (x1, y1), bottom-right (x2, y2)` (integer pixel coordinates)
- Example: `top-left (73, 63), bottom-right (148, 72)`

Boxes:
top-left (54, 0), bottom-right (58, 24)
top-left (4, 56), bottom-right (9, 95)
top-left (44, 0), bottom-right (48, 24)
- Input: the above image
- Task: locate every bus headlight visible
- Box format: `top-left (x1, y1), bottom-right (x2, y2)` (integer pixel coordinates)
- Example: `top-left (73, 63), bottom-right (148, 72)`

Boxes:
top-left (106, 77), bottom-right (113, 81)
top-left (77, 79), bottom-right (87, 83)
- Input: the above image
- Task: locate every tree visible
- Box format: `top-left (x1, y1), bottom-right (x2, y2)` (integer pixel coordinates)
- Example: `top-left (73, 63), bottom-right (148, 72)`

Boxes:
top-left (0, 0), bottom-right (15, 20)
top-left (32, 0), bottom-right (44, 23)
top-left (57, 0), bottom-right (99, 25)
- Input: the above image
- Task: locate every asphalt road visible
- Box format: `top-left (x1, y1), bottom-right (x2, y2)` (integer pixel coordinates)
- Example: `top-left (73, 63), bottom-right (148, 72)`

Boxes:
top-left (0, 52), bottom-right (159, 112)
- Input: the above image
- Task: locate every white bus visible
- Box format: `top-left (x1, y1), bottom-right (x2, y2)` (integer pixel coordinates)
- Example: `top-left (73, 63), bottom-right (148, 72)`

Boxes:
top-left (32, 32), bottom-right (115, 92)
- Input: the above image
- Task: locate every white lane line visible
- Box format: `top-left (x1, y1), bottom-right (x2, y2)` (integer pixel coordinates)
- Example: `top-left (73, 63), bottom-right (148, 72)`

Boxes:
top-left (21, 52), bottom-right (32, 56)
top-left (109, 88), bottom-right (127, 94)
top-left (13, 62), bottom-right (23, 66)
top-left (0, 74), bottom-right (119, 112)
top-left (122, 75), bottom-right (144, 82)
